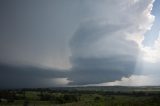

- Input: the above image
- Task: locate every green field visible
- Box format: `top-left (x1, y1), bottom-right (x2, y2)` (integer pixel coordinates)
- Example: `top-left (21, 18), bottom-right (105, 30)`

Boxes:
top-left (0, 86), bottom-right (160, 106)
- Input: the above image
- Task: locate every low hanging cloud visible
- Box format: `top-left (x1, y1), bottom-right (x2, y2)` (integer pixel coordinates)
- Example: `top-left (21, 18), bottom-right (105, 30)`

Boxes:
top-left (0, 63), bottom-right (69, 88)
top-left (87, 75), bottom-right (160, 86)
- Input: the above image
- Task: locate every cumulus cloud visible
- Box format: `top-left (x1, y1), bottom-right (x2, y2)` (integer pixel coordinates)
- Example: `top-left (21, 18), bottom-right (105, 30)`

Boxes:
top-left (68, 0), bottom-right (155, 85)
top-left (141, 33), bottom-right (160, 63)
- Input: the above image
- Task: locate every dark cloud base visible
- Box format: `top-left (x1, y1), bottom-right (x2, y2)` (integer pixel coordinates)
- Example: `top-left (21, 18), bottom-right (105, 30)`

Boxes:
top-left (69, 56), bottom-right (137, 85)
top-left (0, 63), bottom-right (67, 89)
top-left (0, 55), bottom-right (137, 89)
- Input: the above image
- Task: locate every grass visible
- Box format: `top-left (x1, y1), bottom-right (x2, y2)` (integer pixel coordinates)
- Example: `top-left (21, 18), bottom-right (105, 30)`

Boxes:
top-left (1, 87), bottom-right (160, 106)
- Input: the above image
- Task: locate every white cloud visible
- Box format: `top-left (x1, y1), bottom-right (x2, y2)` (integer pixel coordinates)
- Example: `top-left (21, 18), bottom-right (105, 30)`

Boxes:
top-left (88, 75), bottom-right (160, 86)
top-left (141, 31), bottom-right (160, 63)
top-left (51, 78), bottom-right (72, 86)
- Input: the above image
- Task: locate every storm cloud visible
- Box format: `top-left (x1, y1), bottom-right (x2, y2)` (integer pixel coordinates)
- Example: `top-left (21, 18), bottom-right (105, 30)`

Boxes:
top-left (69, 22), bottom-right (139, 84)
top-left (68, 0), bottom-right (154, 85)
top-left (0, 63), bottom-right (69, 88)
top-left (0, 0), bottom-right (157, 88)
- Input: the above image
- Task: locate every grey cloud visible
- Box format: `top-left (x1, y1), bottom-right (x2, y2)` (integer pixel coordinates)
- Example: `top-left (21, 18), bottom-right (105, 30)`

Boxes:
top-left (68, 21), bottom-right (139, 85)
top-left (0, 0), bottom-right (155, 88)
top-left (67, 0), bottom-right (154, 85)
top-left (68, 56), bottom-right (137, 85)
top-left (0, 63), bottom-right (68, 89)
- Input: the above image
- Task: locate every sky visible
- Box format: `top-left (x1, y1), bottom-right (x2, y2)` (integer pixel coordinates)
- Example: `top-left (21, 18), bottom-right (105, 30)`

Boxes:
top-left (0, 0), bottom-right (160, 88)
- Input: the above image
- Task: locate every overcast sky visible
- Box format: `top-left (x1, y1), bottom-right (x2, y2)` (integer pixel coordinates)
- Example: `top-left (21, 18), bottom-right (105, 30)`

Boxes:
top-left (0, 0), bottom-right (160, 88)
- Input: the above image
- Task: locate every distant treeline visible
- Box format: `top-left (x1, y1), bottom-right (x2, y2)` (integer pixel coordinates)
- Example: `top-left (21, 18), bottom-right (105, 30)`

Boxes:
top-left (1, 87), bottom-right (160, 106)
